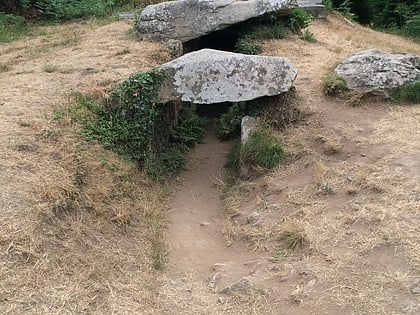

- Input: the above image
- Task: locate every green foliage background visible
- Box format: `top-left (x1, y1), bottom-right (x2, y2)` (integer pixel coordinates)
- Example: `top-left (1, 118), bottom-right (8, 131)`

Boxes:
top-left (330, 0), bottom-right (420, 38)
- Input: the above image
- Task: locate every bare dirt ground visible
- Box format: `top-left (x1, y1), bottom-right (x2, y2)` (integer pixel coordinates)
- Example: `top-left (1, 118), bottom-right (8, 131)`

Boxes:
top-left (0, 13), bottom-right (419, 315)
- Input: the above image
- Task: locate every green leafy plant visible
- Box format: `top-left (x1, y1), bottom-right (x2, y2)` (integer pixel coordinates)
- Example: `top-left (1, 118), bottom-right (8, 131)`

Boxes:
top-left (323, 0), bottom-right (334, 12)
top-left (235, 35), bottom-right (262, 55)
top-left (338, 0), bottom-right (356, 21)
top-left (404, 14), bottom-right (420, 38)
top-left (240, 128), bottom-right (284, 169)
top-left (392, 81), bottom-right (420, 103)
top-left (71, 69), bottom-right (204, 180)
top-left (216, 102), bottom-right (246, 139)
top-left (289, 8), bottom-right (312, 34)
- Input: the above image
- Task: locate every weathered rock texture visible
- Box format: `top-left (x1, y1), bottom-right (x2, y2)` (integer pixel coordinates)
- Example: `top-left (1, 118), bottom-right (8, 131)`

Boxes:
top-left (335, 49), bottom-right (420, 98)
top-left (297, 0), bottom-right (327, 18)
top-left (137, 0), bottom-right (294, 43)
top-left (158, 49), bottom-right (297, 104)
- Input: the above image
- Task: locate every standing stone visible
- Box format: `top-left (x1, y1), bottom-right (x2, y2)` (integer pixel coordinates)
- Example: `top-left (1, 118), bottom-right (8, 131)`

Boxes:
top-left (334, 49), bottom-right (420, 98)
top-left (137, 0), bottom-right (295, 43)
top-left (157, 49), bottom-right (297, 104)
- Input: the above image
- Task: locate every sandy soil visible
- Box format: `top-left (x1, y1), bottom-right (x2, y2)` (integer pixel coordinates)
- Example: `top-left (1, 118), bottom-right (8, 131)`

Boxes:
top-left (0, 13), bottom-right (419, 315)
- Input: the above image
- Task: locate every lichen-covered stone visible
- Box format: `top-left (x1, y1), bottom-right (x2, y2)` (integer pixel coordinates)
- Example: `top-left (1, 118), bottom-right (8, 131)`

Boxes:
top-left (334, 49), bottom-right (420, 98)
top-left (137, 0), bottom-right (294, 43)
top-left (158, 49), bottom-right (297, 104)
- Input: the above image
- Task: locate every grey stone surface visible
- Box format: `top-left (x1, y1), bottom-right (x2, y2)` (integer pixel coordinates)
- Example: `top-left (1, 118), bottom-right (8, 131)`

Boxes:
top-left (297, 0), bottom-right (327, 18)
top-left (137, 0), bottom-right (294, 42)
top-left (334, 49), bottom-right (420, 98)
top-left (158, 49), bottom-right (297, 104)
top-left (220, 277), bottom-right (254, 294)
top-left (240, 116), bottom-right (260, 178)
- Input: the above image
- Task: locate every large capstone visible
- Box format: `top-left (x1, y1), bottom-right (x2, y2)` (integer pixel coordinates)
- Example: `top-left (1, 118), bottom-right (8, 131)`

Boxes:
top-left (137, 0), bottom-right (295, 43)
top-left (334, 49), bottom-right (420, 98)
top-left (157, 49), bottom-right (298, 104)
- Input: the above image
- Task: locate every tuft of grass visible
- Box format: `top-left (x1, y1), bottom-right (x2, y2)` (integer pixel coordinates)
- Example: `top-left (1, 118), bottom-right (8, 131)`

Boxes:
top-left (277, 226), bottom-right (309, 251)
top-left (322, 73), bottom-right (349, 97)
top-left (115, 48), bottom-right (130, 56)
top-left (241, 128), bottom-right (284, 169)
top-left (225, 140), bottom-right (241, 173)
top-left (303, 29), bottom-right (317, 43)
top-left (0, 63), bottom-right (9, 73)
top-left (392, 81), bottom-right (420, 103)
top-left (43, 65), bottom-right (58, 73)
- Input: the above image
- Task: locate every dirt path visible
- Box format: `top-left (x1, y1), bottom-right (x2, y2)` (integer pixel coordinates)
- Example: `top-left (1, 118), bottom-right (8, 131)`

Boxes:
top-left (168, 132), bottom-right (238, 275)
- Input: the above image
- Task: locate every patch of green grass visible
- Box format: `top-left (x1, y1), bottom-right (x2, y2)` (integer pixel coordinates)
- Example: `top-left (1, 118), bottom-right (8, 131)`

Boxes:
top-left (241, 128), bottom-right (284, 169)
top-left (303, 29), bottom-right (317, 43)
top-left (393, 81), bottom-right (420, 103)
top-left (225, 140), bottom-right (241, 173)
top-left (235, 35), bottom-right (262, 55)
top-left (322, 74), bottom-right (349, 97)
top-left (0, 13), bottom-right (33, 43)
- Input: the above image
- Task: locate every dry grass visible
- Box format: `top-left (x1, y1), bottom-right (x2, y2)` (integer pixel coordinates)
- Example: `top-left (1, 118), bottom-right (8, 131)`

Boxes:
top-left (1, 10), bottom-right (420, 315)
top-left (0, 20), bottom-right (171, 314)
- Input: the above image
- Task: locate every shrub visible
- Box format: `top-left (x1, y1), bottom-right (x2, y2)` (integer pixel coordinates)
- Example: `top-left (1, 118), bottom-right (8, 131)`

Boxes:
top-left (392, 81), bottom-right (420, 103)
top-left (0, 13), bottom-right (31, 42)
top-left (404, 15), bottom-right (420, 39)
top-left (322, 74), bottom-right (348, 97)
top-left (235, 35), bottom-right (262, 55)
top-left (289, 8), bottom-right (312, 34)
top-left (323, 0), bottom-right (334, 12)
top-left (216, 102), bottom-right (246, 139)
top-left (241, 128), bottom-right (284, 169)
top-left (73, 69), bottom-right (205, 180)
top-left (34, 0), bottom-right (116, 20)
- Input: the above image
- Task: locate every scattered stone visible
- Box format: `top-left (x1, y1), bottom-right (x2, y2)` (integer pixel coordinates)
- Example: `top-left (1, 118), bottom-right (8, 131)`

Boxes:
top-left (220, 277), bottom-right (254, 294)
top-left (343, 17), bottom-right (355, 27)
top-left (207, 272), bottom-right (221, 289)
top-left (241, 116), bottom-right (260, 145)
top-left (410, 280), bottom-right (420, 294)
top-left (158, 49), bottom-right (297, 104)
top-left (334, 49), bottom-right (420, 98)
top-left (199, 221), bottom-right (211, 227)
top-left (137, 0), bottom-right (294, 43)
top-left (213, 263), bottom-right (226, 271)
top-left (246, 211), bottom-right (261, 225)
top-left (217, 296), bottom-right (226, 304)
top-left (118, 12), bottom-right (136, 20)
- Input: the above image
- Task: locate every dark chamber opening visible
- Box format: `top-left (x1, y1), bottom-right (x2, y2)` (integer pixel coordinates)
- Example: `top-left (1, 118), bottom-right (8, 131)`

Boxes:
top-left (183, 23), bottom-right (245, 53)
top-left (195, 102), bottom-right (231, 119)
